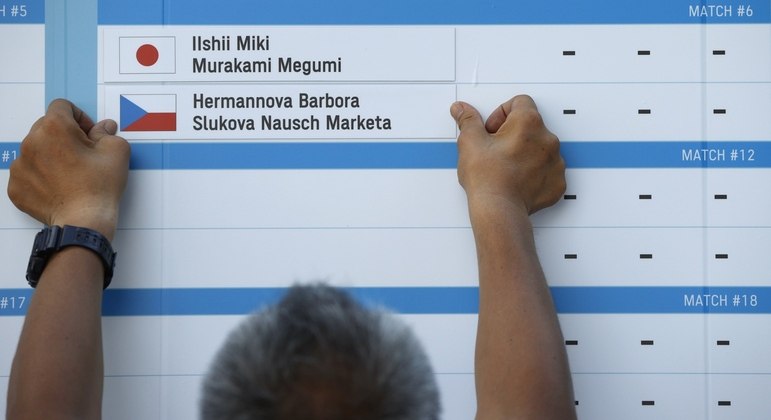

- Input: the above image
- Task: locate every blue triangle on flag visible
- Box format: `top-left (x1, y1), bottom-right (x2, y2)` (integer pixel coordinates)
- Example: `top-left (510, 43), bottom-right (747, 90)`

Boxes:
top-left (120, 95), bottom-right (148, 130)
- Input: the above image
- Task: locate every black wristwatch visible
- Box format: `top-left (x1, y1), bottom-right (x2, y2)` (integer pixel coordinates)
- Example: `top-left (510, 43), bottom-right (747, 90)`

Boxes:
top-left (26, 225), bottom-right (116, 289)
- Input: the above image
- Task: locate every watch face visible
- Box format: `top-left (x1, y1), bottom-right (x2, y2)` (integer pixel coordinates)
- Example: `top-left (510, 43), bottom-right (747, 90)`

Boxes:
top-left (32, 226), bottom-right (60, 255)
top-left (26, 226), bottom-right (59, 287)
top-left (31, 229), bottom-right (46, 254)
top-left (26, 255), bottom-right (47, 286)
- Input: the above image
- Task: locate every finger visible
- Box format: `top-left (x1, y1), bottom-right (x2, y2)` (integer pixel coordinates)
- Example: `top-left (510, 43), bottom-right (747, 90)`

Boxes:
top-left (47, 98), bottom-right (95, 134)
top-left (510, 94), bottom-right (538, 111)
top-left (484, 103), bottom-right (509, 133)
top-left (485, 95), bottom-right (538, 133)
top-left (451, 101), bottom-right (488, 145)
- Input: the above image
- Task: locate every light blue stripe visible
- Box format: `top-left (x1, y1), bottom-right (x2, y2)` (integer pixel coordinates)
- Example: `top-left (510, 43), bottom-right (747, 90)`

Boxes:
top-left (2, 286), bottom-right (771, 316)
top-left (45, 0), bottom-right (98, 116)
top-left (97, 0), bottom-right (771, 25)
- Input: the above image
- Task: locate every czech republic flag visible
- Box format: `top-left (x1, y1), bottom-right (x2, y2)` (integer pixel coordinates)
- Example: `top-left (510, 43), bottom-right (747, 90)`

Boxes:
top-left (120, 94), bottom-right (177, 132)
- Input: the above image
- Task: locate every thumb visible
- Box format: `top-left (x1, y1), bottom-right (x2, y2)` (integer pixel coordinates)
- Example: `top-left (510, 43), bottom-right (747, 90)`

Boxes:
top-left (88, 119), bottom-right (118, 143)
top-left (451, 101), bottom-right (487, 145)
top-left (89, 119), bottom-right (131, 161)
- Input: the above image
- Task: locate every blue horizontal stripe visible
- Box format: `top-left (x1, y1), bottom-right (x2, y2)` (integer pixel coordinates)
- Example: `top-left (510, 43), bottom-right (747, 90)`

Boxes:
top-left (4, 141), bottom-right (771, 170)
top-left (127, 141), bottom-right (771, 170)
top-left (0, 143), bottom-right (19, 169)
top-left (97, 0), bottom-right (771, 25)
top-left (129, 142), bottom-right (458, 170)
top-left (561, 141), bottom-right (771, 168)
top-left (551, 286), bottom-right (771, 314)
top-left (0, 0), bottom-right (44, 23)
top-left (2, 286), bottom-right (771, 316)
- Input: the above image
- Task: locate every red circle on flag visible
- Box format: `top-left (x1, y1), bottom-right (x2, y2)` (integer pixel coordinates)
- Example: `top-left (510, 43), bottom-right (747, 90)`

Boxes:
top-left (136, 44), bottom-right (159, 67)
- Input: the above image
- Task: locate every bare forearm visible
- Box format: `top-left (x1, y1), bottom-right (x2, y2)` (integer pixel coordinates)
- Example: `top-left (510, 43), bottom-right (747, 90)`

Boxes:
top-left (7, 247), bottom-right (105, 420)
top-left (471, 199), bottom-right (575, 420)
top-left (6, 100), bottom-right (128, 420)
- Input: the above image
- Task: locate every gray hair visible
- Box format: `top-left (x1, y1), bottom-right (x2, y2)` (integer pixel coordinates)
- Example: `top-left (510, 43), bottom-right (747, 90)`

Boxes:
top-left (200, 284), bottom-right (440, 420)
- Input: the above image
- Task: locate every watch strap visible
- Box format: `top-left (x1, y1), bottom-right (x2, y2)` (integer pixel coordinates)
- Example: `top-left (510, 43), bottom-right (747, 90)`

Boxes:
top-left (26, 225), bottom-right (116, 289)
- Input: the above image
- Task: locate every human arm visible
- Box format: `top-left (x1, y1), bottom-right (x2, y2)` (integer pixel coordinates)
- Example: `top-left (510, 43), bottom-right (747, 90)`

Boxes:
top-left (451, 96), bottom-right (576, 419)
top-left (5, 99), bottom-right (130, 420)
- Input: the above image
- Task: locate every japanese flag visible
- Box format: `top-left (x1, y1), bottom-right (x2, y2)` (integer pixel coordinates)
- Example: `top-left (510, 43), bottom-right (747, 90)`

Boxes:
top-left (119, 37), bottom-right (176, 74)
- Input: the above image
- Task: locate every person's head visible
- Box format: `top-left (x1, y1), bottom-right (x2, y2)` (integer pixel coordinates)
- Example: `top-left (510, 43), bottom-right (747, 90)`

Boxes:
top-left (200, 283), bottom-right (440, 420)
